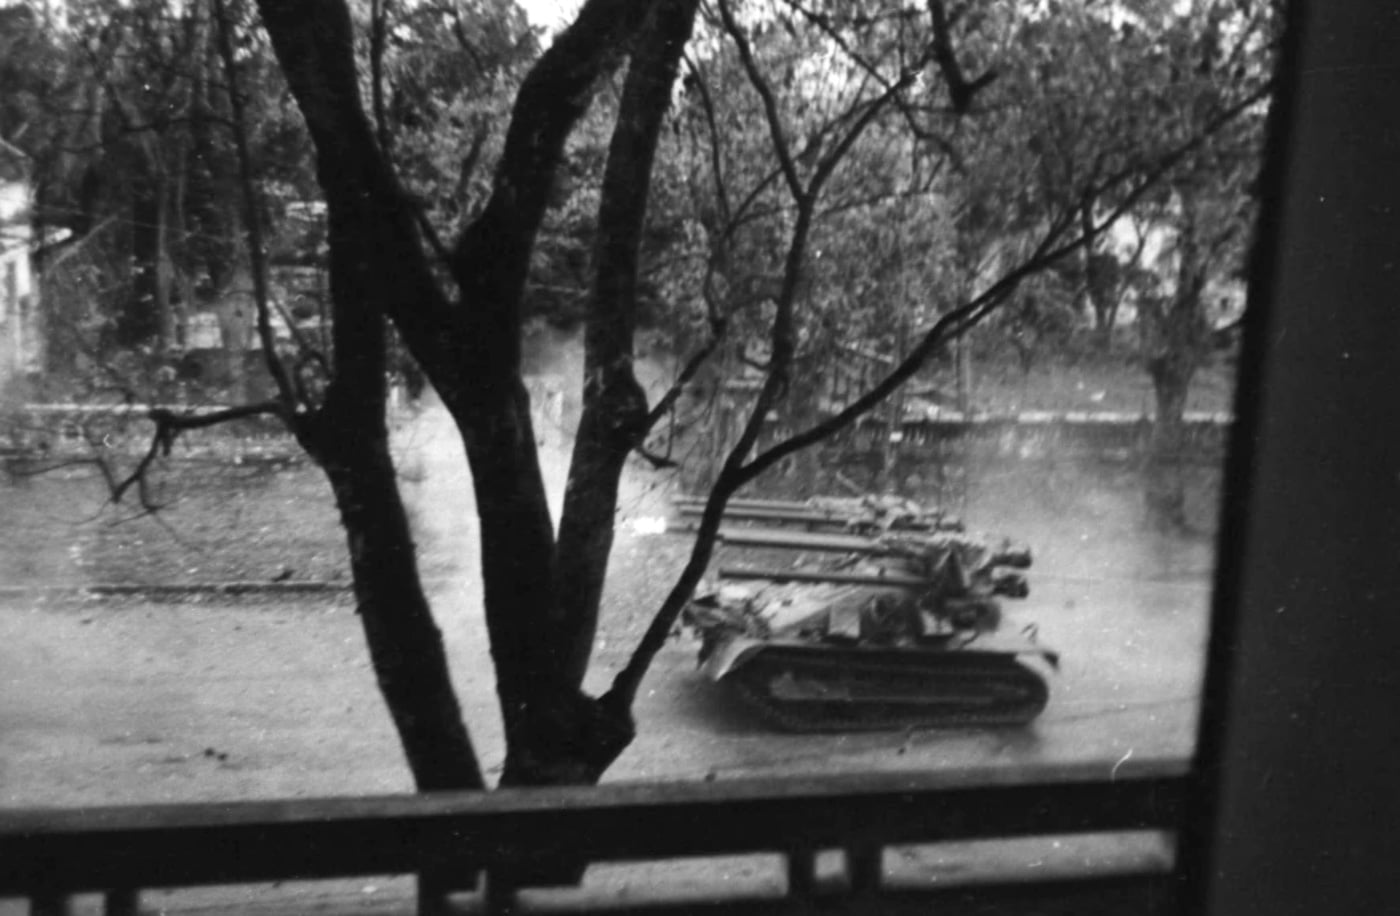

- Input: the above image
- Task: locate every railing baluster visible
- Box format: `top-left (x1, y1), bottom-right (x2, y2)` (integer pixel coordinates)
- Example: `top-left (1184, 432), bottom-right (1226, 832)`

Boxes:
top-left (483, 870), bottom-right (516, 916)
top-left (103, 889), bottom-right (138, 915)
top-left (416, 874), bottom-right (450, 916)
top-left (29, 892), bottom-right (69, 916)
top-left (1, 760), bottom-right (1188, 913)
top-left (846, 845), bottom-right (882, 895)
top-left (786, 849), bottom-right (816, 899)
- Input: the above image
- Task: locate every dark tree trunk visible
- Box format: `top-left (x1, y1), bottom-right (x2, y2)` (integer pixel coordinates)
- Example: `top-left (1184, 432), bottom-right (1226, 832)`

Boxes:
top-left (245, 0), bottom-right (485, 792)
top-left (1145, 355), bottom-right (1193, 529)
top-left (555, 0), bottom-right (699, 698)
top-left (440, 378), bottom-right (598, 785)
top-left (315, 416), bottom-right (487, 792)
top-left (1141, 194), bottom-right (1209, 531)
top-left (154, 179), bottom-right (174, 351)
top-left (256, 0), bottom-right (685, 793)
top-left (1085, 259), bottom-right (1121, 350)
top-left (1081, 204), bottom-right (1107, 348)
top-left (291, 148), bottom-right (488, 790)
top-left (122, 176), bottom-right (164, 347)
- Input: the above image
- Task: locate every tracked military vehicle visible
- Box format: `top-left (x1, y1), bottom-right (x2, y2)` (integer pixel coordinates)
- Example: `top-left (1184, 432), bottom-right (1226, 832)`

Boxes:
top-left (675, 495), bottom-right (1058, 732)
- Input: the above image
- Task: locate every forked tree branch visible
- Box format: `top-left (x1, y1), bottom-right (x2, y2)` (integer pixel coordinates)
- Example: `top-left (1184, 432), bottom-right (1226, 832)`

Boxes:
top-left (682, 54), bottom-right (732, 226)
top-left (553, 0), bottom-right (703, 696)
top-left (716, 0), bottom-right (803, 199)
top-left (927, 0), bottom-right (997, 115)
top-left (100, 401), bottom-right (287, 509)
top-left (609, 24), bottom-right (915, 710)
top-left (369, 0), bottom-right (392, 154)
top-left (608, 62), bottom-right (1272, 710)
top-left (643, 329), bottom-right (725, 430)
top-left (742, 85), bottom-right (1272, 482)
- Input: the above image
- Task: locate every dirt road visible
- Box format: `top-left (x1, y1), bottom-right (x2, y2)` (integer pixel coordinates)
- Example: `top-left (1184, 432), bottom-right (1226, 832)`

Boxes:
top-left (0, 534), bottom-right (1209, 807)
top-left (0, 403), bottom-right (1213, 912)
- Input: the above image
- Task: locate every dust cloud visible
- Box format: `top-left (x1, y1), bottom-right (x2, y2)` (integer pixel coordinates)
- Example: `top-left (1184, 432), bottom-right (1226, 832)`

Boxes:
top-left (388, 327), bottom-right (684, 775)
top-left (392, 326), bottom-right (679, 581)
top-left (942, 456), bottom-right (1220, 589)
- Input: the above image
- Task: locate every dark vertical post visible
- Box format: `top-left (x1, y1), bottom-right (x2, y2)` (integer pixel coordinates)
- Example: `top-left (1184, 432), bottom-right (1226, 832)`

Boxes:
top-left (103, 889), bottom-right (139, 916)
top-left (482, 870), bottom-right (516, 916)
top-left (1179, 2), bottom-right (1400, 915)
top-left (29, 893), bottom-right (70, 916)
top-left (846, 845), bottom-right (882, 895)
top-left (786, 848), bottom-right (817, 899)
top-left (416, 873), bottom-right (450, 916)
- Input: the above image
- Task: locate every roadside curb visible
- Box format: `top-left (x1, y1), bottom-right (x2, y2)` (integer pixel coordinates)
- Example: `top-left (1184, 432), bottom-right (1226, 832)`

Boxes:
top-left (0, 581), bottom-right (354, 599)
top-left (0, 578), bottom-right (477, 600)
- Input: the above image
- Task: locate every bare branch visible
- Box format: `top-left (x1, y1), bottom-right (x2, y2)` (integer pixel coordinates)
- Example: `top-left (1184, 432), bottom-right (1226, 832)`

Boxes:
top-left (213, 0), bottom-right (297, 410)
top-left (453, 124), bottom-right (490, 215)
top-left (778, 0), bottom-right (903, 94)
top-left (370, 0), bottom-right (392, 155)
top-left (633, 445), bottom-right (680, 469)
top-left (682, 53), bottom-right (731, 226)
top-left (452, 0), bottom-right (654, 292)
top-left (927, 0), bottom-right (997, 115)
top-left (606, 65), bottom-right (1273, 704)
top-left (610, 10), bottom-right (920, 707)
top-left (103, 401), bottom-right (286, 510)
top-left (642, 325), bottom-right (726, 430)
top-left (148, 401), bottom-right (287, 432)
top-left (447, 2), bottom-right (490, 75)
top-left (412, 200), bottom-right (455, 267)
top-left (554, 0), bottom-right (702, 696)
top-left (717, 87), bottom-right (899, 247)
top-left (809, 77), bottom-right (914, 198)
top-left (741, 83), bottom-right (1272, 483)
top-left (716, 0), bottom-right (803, 200)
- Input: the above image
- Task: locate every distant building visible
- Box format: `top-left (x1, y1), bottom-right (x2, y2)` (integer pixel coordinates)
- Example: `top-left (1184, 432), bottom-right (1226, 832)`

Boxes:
top-left (0, 138), bottom-right (40, 390)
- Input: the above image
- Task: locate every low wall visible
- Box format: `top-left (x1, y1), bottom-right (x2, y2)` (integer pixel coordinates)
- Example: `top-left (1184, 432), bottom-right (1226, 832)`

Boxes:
top-left (821, 411), bottom-right (1232, 463)
top-left (1, 403), bottom-right (292, 464)
top-left (4, 403), bottom-right (1233, 466)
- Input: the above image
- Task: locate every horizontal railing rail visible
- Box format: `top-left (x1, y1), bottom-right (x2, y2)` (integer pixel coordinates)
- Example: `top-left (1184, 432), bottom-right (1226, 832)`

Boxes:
top-left (0, 756), bottom-right (1188, 915)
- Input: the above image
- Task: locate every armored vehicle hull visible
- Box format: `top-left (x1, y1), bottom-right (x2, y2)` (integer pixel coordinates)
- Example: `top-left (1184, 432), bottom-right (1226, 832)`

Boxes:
top-left (680, 495), bottom-right (1056, 732)
top-left (706, 639), bottom-right (1051, 731)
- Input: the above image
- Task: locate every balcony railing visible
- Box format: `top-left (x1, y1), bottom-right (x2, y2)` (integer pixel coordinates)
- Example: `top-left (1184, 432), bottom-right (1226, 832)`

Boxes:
top-left (0, 755), bottom-right (1187, 915)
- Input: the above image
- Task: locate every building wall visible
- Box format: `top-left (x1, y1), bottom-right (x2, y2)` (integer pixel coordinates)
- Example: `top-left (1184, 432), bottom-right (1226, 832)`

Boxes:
top-left (0, 174), bottom-right (40, 390)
